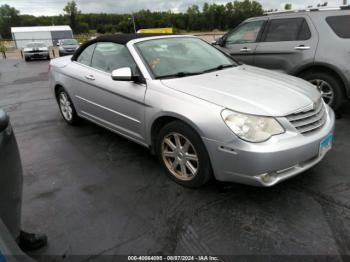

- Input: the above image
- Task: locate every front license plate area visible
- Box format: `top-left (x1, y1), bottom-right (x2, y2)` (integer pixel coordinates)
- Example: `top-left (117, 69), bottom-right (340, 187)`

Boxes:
top-left (319, 133), bottom-right (333, 157)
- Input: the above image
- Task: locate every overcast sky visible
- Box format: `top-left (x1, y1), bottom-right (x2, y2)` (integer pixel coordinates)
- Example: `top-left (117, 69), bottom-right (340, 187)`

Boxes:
top-left (0, 0), bottom-right (345, 16)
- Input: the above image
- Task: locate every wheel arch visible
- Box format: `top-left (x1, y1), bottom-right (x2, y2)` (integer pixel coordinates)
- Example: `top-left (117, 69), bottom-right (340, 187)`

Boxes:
top-left (54, 84), bottom-right (63, 100)
top-left (148, 112), bottom-right (205, 154)
top-left (293, 63), bottom-right (349, 98)
top-left (54, 83), bottom-right (74, 103)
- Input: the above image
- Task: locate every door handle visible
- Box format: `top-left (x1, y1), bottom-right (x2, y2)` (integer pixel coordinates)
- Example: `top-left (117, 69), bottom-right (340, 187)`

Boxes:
top-left (240, 47), bottom-right (252, 52)
top-left (85, 74), bottom-right (95, 80)
top-left (295, 45), bottom-right (311, 50)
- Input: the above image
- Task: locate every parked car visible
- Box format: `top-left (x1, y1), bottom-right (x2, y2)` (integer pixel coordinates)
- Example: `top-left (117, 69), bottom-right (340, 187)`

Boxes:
top-left (214, 7), bottom-right (350, 112)
top-left (49, 34), bottom-right (335, 188)
top-left (57, 39), bottom-right (79, 56)
top-left (0, 110), bottom-right (33, 261)
top-left (23, 42), bottom-right (49, 61)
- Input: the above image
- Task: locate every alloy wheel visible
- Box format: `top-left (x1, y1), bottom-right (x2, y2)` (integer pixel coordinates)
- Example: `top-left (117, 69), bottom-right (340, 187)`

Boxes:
top-left (59, 92), bottom-right (73, 121)
top-left (161, 132), bottom-right (199, 181)
top-left (309, 79), bottom-right (334, 105)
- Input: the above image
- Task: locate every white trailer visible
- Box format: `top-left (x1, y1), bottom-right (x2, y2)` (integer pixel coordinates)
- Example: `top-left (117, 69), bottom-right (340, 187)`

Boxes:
top-left (11, 26), bottom-right (73, 48)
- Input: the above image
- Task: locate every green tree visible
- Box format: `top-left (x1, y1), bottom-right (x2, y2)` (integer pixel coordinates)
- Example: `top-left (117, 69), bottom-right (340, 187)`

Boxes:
top-left (0, 4), bottom-right (20, 38)
top-left (186, 5), bottom-right (202, 30)
top-left (0, 1), bottom-right (265, 36)
top-left (63, 1), bottom-right (80, 32)
top-left (76, 22), bottom-right (89, 33)
top-left (284, 3), bottom-right (292, 10)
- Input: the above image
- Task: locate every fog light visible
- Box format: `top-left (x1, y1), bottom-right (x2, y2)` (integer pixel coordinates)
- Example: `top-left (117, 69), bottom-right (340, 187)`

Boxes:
top-left (258, 173), bottom-right (278, 184)
top-left (260, 173), bottom-right (272, 183)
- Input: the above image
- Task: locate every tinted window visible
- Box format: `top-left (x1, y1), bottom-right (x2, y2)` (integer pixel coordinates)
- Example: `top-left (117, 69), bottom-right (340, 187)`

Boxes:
top-left (91, 42), bottom-right (137, 73)
top-left (77, 44), bottom-right (95, 66)
top-left (263, 18), bottom-right (311, 42)
top-left (226, 20), bottom-right (265, 44)
top-left (326, 15), bottom-right (350, 38)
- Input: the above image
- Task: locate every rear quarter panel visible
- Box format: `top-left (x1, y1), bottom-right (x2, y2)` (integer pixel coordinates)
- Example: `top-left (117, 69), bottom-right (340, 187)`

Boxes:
top-left (49, 56), bottom-right (76, 99)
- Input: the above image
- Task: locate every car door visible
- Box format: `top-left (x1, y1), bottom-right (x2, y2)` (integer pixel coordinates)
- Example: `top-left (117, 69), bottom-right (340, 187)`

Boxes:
top-left (254, 16), bottom-right (318, 74)
top-left (71, 42), bottom-right (147, 144)
top-left (218, 19), bottom-right (267, 65)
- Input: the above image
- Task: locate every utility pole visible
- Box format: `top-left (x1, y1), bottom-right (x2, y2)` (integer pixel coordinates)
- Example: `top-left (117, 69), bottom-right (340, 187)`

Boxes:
top-left (344, 0), bottom-right (347, 5)
top-left (129, 14), bottom-right (137, 33)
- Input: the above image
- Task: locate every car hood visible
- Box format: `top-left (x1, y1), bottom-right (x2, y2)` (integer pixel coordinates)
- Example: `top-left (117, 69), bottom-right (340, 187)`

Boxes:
top-left (23, 47), bottom-right (48, 52)
top-left (161, 65), bottom-right (321, 116)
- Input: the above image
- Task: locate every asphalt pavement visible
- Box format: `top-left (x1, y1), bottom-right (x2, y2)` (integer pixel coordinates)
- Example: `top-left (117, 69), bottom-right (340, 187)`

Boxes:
top-left (0, 59), bottom-right (349, 261)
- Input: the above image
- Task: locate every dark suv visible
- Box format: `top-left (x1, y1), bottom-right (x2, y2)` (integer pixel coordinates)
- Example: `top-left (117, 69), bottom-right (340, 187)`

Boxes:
top-left (215, 7), bottom-right (350, 111)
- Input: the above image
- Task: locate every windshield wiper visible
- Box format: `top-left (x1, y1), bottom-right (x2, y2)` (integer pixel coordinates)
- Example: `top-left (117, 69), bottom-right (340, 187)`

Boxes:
top-left (201, 64), bottom-right (235, 74)
top-left (156, 64), bottom-right (235, 79)
top-left (156, 71), bottom-right (202, 79)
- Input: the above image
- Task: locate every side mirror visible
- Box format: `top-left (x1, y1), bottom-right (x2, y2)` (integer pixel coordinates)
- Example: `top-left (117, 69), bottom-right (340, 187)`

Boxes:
top-left (111, 67), bottom-right (133, 81)
top-left (215, 37), bottom-right (225, 47)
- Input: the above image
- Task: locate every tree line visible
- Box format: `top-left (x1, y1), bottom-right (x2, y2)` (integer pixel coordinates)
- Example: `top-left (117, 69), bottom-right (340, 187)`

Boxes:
top-left (0, 0), bottom-right (265, 39)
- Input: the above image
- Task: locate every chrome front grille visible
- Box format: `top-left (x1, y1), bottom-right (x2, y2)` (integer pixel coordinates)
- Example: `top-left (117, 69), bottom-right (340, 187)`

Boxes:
top-left (287, 99), bottom-right (326, 134)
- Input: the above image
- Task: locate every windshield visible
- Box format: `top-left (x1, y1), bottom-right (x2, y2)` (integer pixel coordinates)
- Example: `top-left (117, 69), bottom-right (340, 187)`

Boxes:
top-left (62, 39), bottom-right (78, 45)
top-left (136, 37), bottom-right (237, 79)
top-left (26, 43), bottom-right (45, 48)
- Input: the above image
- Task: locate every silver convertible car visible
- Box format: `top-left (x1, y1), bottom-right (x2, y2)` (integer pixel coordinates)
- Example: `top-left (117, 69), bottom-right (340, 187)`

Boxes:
top-left (49, 34), bottom-right (335, 187)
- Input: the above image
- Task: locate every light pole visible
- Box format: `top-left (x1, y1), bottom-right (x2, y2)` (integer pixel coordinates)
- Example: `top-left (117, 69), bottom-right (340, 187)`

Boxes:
top-left (129, 14), bottom-right (137, 33)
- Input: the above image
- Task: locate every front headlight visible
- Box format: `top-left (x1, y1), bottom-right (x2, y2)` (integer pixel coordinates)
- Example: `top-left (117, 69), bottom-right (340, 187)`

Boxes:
top-left (221, 109), bottom-right (285, 143)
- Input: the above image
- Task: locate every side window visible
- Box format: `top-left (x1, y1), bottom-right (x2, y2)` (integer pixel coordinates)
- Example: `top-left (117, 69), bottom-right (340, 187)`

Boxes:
top-left (262, 18), bottom-right (311, 42)
top-left (225, 20), bottom-right (265, 45)
top-left (326, 15), bottom-right (350, 39)
top-left (91, 42), bottom-right (137, 73)
top-left (77, 44), bottom-right (96, 66)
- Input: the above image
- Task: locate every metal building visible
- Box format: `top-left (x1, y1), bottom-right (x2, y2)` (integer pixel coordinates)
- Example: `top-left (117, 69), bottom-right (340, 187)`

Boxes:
top-left (11, 26), bottom-right (73, 48)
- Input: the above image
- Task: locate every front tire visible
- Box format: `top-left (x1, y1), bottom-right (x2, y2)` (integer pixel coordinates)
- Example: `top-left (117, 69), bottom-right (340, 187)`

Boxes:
top-left (300, 71), bottom-right (345, 112)
top-left (56, 87), bottom-right (80, 125)
top-left (156, 121), bottom-right (212, 188)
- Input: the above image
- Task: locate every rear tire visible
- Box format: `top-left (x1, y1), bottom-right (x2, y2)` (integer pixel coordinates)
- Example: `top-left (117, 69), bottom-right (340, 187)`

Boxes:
top-left (56, 87), bottom-right (80, 125)
top-left (300, 71), bottom-right (345, 112)
top-left (156, 121), bottom-right (212, 188)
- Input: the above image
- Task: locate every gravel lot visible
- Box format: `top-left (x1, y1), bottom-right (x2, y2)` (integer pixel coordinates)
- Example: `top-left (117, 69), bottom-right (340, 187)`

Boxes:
top-left (0, 59), bottom-right (350, 261)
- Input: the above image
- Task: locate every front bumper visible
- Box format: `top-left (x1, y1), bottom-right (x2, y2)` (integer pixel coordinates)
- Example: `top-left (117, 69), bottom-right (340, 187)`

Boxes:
top-left (24, 51), bottom-right (49, 59)
top-left (59, 49), bottom-right (76, 56)
top-left (203, 106), bottom-right (335, 187)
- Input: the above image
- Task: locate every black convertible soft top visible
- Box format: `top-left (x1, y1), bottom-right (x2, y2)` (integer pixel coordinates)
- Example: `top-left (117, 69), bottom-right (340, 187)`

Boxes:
top-left (94, 33), bottom-right (168, 45)
top-left (71, 33), bottom-right (171, 61)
